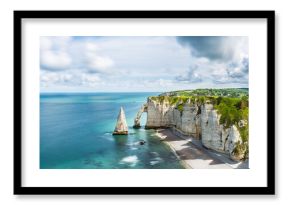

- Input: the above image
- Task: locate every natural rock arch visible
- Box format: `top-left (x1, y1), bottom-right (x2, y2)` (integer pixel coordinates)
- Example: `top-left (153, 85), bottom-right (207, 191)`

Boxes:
top-left (133, 103), bottom-right (148, 128)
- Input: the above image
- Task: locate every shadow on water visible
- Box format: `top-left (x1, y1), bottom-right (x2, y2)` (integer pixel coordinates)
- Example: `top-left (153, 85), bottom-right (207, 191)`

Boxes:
top-left (112, 135), bottom-right (128, 146)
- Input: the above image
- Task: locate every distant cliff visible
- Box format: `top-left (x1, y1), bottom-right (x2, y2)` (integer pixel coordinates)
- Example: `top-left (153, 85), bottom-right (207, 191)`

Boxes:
top-left (134, 93), bottom-right (249, 161)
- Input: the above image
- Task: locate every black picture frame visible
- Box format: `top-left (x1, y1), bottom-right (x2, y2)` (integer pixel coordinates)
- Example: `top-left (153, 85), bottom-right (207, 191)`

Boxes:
top-left (14, 10), bottom-right (275, 195)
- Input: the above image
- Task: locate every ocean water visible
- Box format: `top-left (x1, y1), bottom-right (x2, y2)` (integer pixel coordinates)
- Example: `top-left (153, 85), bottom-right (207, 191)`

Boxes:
top-left (40, 93), bottom-right (184, 169)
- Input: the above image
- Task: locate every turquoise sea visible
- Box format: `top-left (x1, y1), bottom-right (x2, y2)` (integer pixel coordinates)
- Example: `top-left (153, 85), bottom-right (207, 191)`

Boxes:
top-left (40, 93), bottom-right (184, 169)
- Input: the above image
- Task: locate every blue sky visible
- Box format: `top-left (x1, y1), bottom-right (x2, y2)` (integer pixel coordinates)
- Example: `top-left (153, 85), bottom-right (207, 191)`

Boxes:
top-left (40, 36), bottom-right (248, 92)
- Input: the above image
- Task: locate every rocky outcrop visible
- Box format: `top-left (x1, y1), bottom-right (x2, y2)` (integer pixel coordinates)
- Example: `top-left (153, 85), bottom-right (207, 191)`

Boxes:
top-left (133, 104), bottom-right (147, 128)
top-left (113, 107), bottom-right (128, 135)
top-left (134, 97), bottom-right (245, 160)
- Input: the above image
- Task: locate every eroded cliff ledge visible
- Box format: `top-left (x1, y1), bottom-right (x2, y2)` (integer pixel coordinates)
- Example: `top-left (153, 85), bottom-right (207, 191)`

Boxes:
top-left (134, 94), bottom-right (249, 161)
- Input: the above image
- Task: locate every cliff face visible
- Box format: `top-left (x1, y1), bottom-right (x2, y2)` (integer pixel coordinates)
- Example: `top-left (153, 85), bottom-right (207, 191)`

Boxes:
top-left (145, 99), bottom-right (173, 128)
top-left (136, 97), bottom-right (245, 160)
top-left (145, 99), bottom-right (200, 136)
top-left (200, 104), bottom-right (243, 160)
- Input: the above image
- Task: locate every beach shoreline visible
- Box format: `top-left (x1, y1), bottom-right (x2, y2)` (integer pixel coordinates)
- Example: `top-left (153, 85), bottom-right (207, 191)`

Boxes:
top-left (155, 128), bottom-right (248, 169)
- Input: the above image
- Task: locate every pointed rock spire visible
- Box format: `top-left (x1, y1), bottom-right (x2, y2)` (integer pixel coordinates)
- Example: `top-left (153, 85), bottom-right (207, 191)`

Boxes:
top-left (113, 107), bottom-right (128, 135)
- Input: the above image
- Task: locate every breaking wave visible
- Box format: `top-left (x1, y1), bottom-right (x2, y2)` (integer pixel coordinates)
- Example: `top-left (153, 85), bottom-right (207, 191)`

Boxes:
top-left (119, 155), bottom-right (139, 167)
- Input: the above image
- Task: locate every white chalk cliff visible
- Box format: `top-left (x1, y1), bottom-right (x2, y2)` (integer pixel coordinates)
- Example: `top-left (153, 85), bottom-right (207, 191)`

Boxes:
top-left (134, 97), bottom-right (246, 160)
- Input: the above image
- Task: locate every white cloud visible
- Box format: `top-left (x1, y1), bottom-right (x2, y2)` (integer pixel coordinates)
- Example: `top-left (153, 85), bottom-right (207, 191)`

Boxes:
top-left (77, 40), bottom-right (114, 73)
top-left (85, 55), bottom-right (114, 73)
top-left (175, 37), bottom-right (248, 86)
top-left (40, 37), bottom-right (114, 73)
top-left (81, 74), bottom-right (101, 83)
top-left (175, 66), bottom-right (202, 83)
top-left (40, 36), bottom-right (248, 92)
top-left (40, 72), bottom-right (74, 87)
top-left (40, 50), bottom-right (72, 70)
top-left (40, 36), bottom-right (71, 50)
top-left (40, 37), bottom-right (72, 71)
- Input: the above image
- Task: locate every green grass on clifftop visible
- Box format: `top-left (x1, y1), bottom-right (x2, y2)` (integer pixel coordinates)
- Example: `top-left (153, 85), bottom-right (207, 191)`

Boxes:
top-left (160, 88), bottom-right (248, 98)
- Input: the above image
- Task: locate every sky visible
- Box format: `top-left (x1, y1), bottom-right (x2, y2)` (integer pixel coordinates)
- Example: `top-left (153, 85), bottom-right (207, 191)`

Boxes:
top-left (40, 36), bottom-right (248, 92)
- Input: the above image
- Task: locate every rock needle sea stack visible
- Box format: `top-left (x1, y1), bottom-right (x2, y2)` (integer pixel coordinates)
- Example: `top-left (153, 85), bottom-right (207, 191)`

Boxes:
top-left (113, 107), bottom-right (128, 135)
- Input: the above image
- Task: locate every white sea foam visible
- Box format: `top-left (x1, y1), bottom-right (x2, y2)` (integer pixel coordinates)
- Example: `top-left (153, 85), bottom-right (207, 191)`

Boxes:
top-left (126, 142), bottom-right (140, 146)
top-left (150, 160), bottom-right (160, 166)
top-left (119, 155), bottom-right (139, 167)
top-left (155, 157), bottom-right (162, 161)
top-left (130, 147), bottom-right (138, 150)
top-left (153, 157), bottom-right (163, 162)
top-left (150, 152), bottom-right (159, 157)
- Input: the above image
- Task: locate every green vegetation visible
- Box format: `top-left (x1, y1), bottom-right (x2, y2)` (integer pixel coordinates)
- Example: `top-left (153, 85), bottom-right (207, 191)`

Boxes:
top-left (232, 142), bottom-right (248, 158)
top-left (213, 96), bottom-right (249, 159)
top-left (149, 88), bottom-right (249, 159)
top-left (168, 96), bottom-right (179, 105)
top-left (177, 104), bottom-right (184, 112)
top-left (149, 95), bottom-right (190, 105)
top-left (160, 88), bottom-right (248, 98)
top-left (214, 96), bottom-right (248, 128)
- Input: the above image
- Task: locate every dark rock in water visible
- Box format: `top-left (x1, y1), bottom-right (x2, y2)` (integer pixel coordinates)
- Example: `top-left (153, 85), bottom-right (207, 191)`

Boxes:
top-left (133, 124), bottom-right (141, 129)
top-left (139, 140), bottom-right (146, 145)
